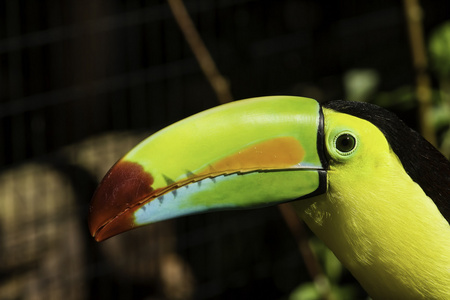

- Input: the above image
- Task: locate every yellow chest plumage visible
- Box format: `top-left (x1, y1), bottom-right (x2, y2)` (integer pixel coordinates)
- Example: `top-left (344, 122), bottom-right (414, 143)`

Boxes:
top-left (295, 167), bottom-right (450, 299)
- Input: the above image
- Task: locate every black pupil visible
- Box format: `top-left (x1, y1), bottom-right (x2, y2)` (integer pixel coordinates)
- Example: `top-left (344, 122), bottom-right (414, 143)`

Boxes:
top-left (336, 134), bottom-right (355, 152)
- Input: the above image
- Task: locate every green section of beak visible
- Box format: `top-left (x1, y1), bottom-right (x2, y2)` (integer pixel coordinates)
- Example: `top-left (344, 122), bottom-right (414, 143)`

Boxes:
top-left (89, 96), bottom-right (326, 241)
top-left (126, 95), bottom-right (323, 187)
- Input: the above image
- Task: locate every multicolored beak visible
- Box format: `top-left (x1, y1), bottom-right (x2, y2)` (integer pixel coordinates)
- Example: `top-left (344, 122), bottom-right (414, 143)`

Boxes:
top-left (89, 96), bottom-right (327, 241)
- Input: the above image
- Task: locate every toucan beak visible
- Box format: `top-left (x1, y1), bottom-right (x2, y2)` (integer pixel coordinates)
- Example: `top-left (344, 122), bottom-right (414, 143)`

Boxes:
top-left (89, 96), bottom-right (327, 241)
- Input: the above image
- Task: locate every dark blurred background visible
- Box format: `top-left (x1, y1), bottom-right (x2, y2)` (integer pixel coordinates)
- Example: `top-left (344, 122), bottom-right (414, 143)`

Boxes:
top-left (1, 1), bottom-right (449, 299)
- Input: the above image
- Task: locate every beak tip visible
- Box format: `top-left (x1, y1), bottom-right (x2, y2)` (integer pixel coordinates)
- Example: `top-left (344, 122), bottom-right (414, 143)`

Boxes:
top-left (88, 159), bottom-right (155, 241)
top-left (89, 212), bottom-right (137, 242)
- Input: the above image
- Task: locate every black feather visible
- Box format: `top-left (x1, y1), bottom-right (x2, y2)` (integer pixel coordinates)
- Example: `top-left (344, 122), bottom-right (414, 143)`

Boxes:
top-left (323, 100), bottom-right (450, 223)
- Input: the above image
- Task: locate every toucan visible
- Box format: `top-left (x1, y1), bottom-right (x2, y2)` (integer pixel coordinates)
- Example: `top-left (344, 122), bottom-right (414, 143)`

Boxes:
top-left (89, 96), bottom-right (450, 299)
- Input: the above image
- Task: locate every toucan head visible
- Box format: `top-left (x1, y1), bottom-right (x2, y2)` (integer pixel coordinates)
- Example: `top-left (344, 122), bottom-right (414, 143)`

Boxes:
top-left (88, 96), bottom-right (450, 242)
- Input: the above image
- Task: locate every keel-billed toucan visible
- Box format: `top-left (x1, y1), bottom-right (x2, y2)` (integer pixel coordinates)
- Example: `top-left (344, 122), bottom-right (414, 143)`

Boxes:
top-left (89, 96), bottom-right (450, 299)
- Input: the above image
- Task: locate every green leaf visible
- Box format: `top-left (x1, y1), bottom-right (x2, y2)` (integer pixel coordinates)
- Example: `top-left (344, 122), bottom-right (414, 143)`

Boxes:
top-left (330, 284), bottom-right (360, 300)
top-left (289, 283), bottom-right (321, 300)
top-left (372, 85), bottom-right (416, 110)
top-left (429, 21), bottom-right (450, 78)
top-left (323, 248), bottom-right (342, 283)
top-left (430, 102), bottom-right (450, 129)
top-left (344, 69), bottom-right (380, 102)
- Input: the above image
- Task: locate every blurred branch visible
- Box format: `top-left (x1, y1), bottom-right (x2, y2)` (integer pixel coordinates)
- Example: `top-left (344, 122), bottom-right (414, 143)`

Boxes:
top-left (278, 203), bottom-right (334, 300)
top-left (167, 0), bottom-right (233, 104)
top-left (167, 2), bottom-right (330, 298)
top-left (403, 0), bottom-right (437, 146)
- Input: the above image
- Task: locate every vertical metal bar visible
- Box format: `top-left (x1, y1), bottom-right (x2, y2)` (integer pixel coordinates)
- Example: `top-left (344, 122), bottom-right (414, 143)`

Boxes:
top-left (6, 1), bottom-right (26, 162)
top-left (126, 1), bottom-right (147, 129)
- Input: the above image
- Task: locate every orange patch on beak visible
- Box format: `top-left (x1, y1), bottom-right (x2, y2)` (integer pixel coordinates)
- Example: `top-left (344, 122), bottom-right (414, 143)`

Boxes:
top-left (207, 136), bottom-right (305, 172)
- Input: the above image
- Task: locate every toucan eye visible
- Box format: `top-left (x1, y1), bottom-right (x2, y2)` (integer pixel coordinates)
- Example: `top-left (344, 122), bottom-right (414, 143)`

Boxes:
top-left (335, 133), bottom-right (356, 153)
